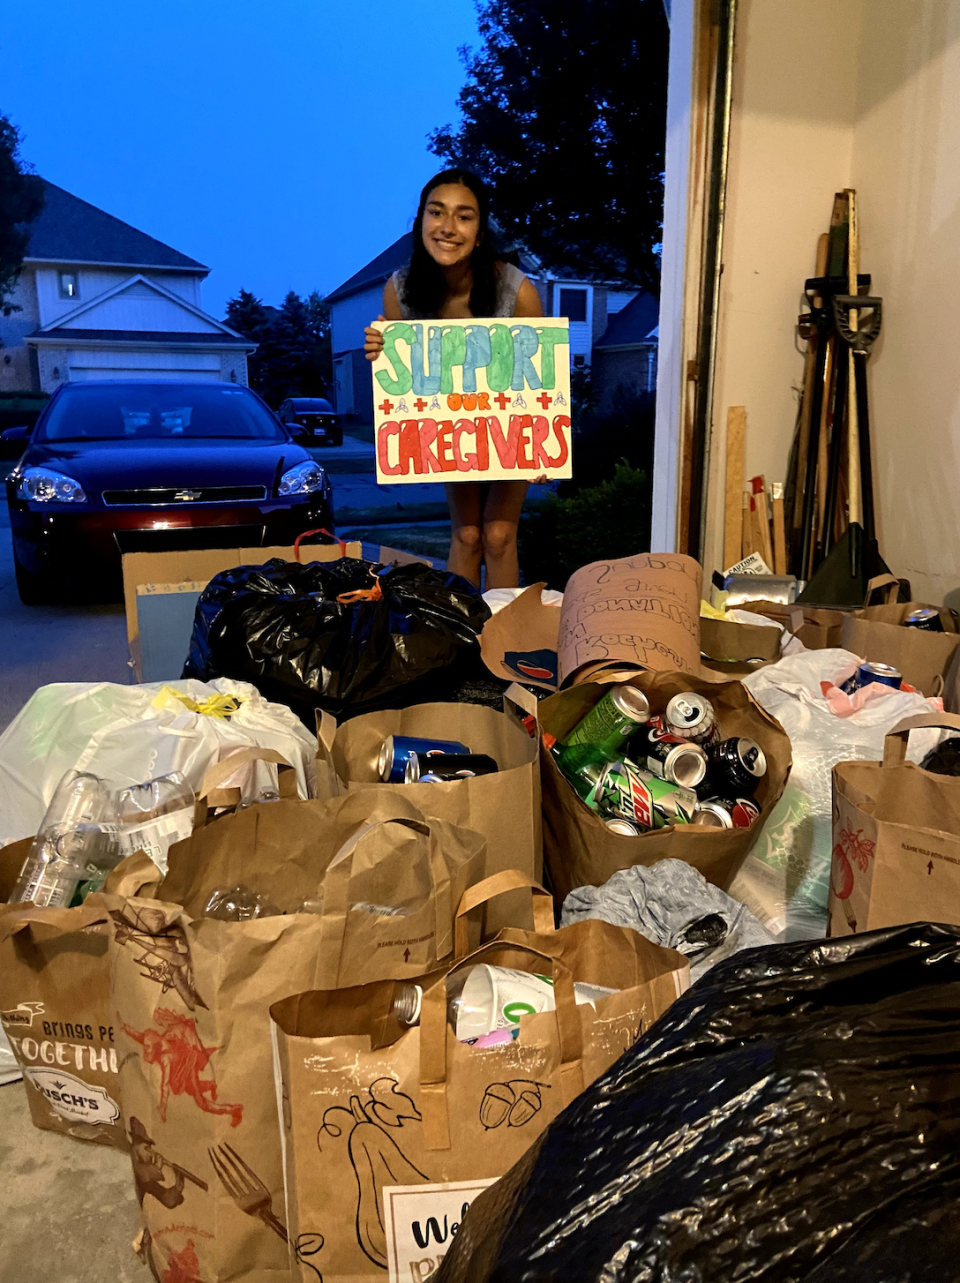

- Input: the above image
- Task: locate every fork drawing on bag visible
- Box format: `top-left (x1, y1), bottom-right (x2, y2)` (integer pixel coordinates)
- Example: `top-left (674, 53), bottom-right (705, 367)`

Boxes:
top-left (209, 1142), bottom-right (288, 1242)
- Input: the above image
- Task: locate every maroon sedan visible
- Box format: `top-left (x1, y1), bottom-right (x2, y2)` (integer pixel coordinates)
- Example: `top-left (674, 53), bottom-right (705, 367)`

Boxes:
top-left (4, 381), bottom-right (335, 603)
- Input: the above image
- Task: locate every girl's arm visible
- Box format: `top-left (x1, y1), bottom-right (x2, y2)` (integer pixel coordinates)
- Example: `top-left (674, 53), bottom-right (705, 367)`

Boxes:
top-left (514, 276), bottom-right (544, 318)
top-left (364, 279), bottom-right (404, 360)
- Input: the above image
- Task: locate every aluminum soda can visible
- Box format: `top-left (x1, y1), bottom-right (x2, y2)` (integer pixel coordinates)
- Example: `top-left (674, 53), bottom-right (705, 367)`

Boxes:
top-left (635, 721), bottom-right (708, 788)
top-left (379, 735), bottom-right (470, 782)
top-left (405, 752), bottom-right (497, 783)
top-left (703, 737), bottom-right (767, 796)
top-left (556, 684), bottom-right (651, 774)
top-left (590, 759), bottom-right (697, 830)
top-left (692, 801), bottom-right (734, 829)
top-left (604, 817), bottom-right (643, 836)
top-left (664, 693), bottom-right (720, 746)
top-left (905, 607), bottom-right (943, 632)
top-left (841, 661), bottom-right (902, 695)
top-left (702, 795), bottom-right (761, 828)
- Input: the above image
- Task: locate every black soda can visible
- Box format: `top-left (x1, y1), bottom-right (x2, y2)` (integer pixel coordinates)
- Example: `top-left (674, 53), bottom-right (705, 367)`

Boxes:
top-left (703, 737), bottom-right (767, 797)
top-left (664, 693), bottom-right (720, 746)
top-left (405, 752), bottom-right (498, 783)
top-left (905, 607), bottom-right (944, 632)
top-left (702, 795), bottom-right (761, 828)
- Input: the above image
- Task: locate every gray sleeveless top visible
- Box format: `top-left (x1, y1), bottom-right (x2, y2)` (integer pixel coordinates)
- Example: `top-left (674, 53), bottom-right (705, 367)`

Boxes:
top-left (391, 260), bottom-right (526, 319)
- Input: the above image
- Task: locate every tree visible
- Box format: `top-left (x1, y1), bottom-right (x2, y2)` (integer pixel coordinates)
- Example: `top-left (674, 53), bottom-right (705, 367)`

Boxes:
top-left (225, 288), bottom-right (333, 407)
top-left (0, 112), bottom-right (45, 318)
top-left (430, 0), bottom-right (668, 290)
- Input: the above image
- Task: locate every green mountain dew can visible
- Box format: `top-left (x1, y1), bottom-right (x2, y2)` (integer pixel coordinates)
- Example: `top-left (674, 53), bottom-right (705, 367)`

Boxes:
top-left (577, 758), bottom-right (698, 830)
top-left (556, 684), bottom-right (651, 775)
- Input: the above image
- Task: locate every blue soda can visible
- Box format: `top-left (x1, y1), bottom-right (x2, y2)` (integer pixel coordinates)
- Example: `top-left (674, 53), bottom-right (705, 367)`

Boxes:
top-left (842, 662), bottom-right (902, 695)
top-left (378, 735), bottom-right (470, 782)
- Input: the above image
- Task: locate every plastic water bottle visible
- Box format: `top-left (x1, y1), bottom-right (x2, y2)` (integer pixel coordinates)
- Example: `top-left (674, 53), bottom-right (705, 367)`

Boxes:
top-left (115, 772), bottom-right (195, 874)
top-left (11, 771), bottom-right (119, 908)
top-left (203, 884), bottom-right (281, 921)
top-left (391, 966), bottom-right (618, 1039)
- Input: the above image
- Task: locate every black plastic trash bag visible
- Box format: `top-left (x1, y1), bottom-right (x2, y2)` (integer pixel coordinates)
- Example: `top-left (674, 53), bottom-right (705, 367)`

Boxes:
top-left (182, 557), bottom-right (490, 720)
top-left (436, 923), bottom-right (960, 1283)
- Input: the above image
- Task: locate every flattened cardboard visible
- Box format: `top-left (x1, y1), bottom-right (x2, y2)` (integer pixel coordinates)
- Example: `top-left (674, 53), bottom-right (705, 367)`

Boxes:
top-left (478, 583), bottom-right (561, 689)
top-left (558, 554), bottom-right (702, 685)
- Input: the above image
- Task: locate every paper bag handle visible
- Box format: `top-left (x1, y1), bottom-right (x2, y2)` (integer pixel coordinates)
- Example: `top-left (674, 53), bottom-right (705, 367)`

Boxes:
top-left (504, 681), bottom-right (539, 721)
top-left (103, 851), bottom-right (163, 898)
top-left (419, 939), bottom-right (584, 1151)
top-left (454, 871), bottom-right (554, 958)
top-left (863, 573), bottom-right (900, 607)
top-left (882, 713), bottom-right (960, 766)
top-left (196, 747), bottom-right (297, 816)
top-left (314, 709), bottom-right (338, 759)
top-left (0, 896), bottom-right (110, 943)
top-left (314, 817), bottom-right (442, 986)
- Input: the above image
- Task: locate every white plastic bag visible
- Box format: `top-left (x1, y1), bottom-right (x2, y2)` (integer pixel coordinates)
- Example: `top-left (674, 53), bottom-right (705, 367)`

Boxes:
top-left (0, 678), bottom-right (319, 846)
top-left (482, 586), bottom-right (564, 615)
top-left (731, 649), bottom-right (940, 940)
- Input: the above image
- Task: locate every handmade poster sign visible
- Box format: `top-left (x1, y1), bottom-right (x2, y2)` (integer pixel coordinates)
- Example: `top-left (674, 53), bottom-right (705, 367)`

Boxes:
top-left (370, 317), bottom-right (572, 484)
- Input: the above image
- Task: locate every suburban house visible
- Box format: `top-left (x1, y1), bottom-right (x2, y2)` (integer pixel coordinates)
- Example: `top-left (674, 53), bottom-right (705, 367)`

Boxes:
top-left (592, 291), bottom-right (660, 408)
top-left (326, 231), bottom-right (645, 422)
top-left (0, 180), bottom-right (255, 397)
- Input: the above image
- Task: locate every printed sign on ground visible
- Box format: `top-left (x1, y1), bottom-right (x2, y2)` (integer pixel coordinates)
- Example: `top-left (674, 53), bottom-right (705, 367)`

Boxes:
top-left (370, 317), bottom-right (572, 483)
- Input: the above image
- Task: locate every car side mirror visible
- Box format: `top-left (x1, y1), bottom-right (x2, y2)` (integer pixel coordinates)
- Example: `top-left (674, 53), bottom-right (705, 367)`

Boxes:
top-left (1, 426), bottom-right (29, 442)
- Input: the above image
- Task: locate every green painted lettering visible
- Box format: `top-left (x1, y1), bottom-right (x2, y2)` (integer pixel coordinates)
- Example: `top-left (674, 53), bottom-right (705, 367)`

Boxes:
top-left (535, 326), bottom-right (570, 390)
top-left (487, 324), bottom-right (514, 391)
top-left (375, 322), bottom-right (415, 395)
top-left (510, 325), bottom-right (542, 391)
top-left (440, 325), bottom-right (467, 394)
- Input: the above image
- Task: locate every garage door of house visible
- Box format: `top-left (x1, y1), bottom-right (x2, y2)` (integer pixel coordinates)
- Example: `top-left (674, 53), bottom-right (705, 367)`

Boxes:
top-left (66, 349), bottom-right (224, 382)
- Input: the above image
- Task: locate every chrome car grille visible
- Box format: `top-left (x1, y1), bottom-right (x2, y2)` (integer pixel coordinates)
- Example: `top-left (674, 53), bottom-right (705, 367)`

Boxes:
top-left (102, 485), bottom-right (268, 507)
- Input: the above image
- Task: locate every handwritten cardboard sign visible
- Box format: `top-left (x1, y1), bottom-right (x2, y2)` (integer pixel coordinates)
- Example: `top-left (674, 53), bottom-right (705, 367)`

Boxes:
top-left (371, 317), bottom-right (572, 484)
top-left (558, 553), bottom-right (703, 684)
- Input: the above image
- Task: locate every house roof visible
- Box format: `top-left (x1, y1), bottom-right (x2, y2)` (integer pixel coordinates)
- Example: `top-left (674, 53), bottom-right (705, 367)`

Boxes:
top-left (27, 328), bottom-right (255, 348)
top-left (595, 291), bottom-right (660, 348)
top-left (24, 180), bottom-right (208, 273)
top-left (327, 233), bottom-right (414, 303)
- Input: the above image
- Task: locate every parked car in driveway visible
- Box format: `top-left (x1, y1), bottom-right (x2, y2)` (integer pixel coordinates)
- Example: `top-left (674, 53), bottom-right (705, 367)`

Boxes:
top-left (278, 397), bottom-right (343, 447)
top-left (3, 381), bottom-right (335, 604)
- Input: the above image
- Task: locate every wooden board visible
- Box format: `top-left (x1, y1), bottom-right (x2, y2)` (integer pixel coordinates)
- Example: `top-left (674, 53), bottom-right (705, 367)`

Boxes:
top-left (724, 406), bottom-right (746, 571)
top-left (771, 483), bottom-right (787, 575)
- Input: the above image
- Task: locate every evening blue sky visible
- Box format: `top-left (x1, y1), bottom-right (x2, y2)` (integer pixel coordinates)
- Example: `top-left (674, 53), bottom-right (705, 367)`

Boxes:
top-left (2, 0), bottom-right (479, 316)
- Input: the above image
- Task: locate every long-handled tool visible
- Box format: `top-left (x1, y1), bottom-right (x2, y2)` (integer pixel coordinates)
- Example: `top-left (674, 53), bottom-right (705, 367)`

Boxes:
top-left (834, 293), bottom-right (882, 541)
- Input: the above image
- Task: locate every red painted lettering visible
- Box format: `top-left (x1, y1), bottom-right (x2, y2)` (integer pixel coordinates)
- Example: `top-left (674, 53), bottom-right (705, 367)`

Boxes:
top-left (486, 415), bottom-right (521, 469)
top-left (545, 414), bottom-right (570, 468)
top-left (531, 415), bottom-right (551, 468)
top-left (515, 414), bottom-right (534, 469)
top-left (435, 420), bottom-right (456, 471)
top-left (476, 416), bottom-right (489, 470)
top-left (453, 419), bottom-right (477, 471)
top-left (398, 419), bottom-right (425, 475)
top-left (376, 421), bottom-right (402, 476)
top-left (418, 418), bottom-right (442, 473)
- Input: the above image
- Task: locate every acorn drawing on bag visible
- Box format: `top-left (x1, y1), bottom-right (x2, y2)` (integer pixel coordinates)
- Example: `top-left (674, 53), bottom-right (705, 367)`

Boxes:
top-left (479, 1079), bottom-right (549, 1130)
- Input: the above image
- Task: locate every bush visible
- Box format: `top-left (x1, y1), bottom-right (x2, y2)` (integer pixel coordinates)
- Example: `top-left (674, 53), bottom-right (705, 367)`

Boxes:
top-left (519, 462), bottom-right (652, 590)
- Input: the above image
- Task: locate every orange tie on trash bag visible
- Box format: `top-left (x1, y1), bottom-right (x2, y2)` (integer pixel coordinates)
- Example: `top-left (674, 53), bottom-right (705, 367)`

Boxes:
top-left (336, 568), bottom-right (383, 604)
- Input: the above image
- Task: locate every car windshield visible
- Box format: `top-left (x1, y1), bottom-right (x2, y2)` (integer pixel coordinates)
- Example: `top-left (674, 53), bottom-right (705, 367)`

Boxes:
top-left (38, 384), bottom-right (286, 442)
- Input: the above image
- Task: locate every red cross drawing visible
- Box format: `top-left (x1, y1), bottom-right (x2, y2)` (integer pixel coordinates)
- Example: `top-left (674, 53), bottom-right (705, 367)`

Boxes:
top-left (537, 392), bottom-right (553, 409)
top-left (378, 399), bottom-right (394, 415)
top-left (494, 392), bottom-right (511, 410)
top-left (414, 398), bottom-right (428, 411)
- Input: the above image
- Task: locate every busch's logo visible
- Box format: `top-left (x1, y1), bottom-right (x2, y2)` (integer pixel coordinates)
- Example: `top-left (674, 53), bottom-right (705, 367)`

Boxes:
top-left (0, 1001), bottom-right (44, 1028)
top-left (23, 1068), bottom-right (120, 1126)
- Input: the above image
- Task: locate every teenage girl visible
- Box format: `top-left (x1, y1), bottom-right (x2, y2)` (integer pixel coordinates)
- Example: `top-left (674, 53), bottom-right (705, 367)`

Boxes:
top-left (365, 168), bottom-right (545, 588)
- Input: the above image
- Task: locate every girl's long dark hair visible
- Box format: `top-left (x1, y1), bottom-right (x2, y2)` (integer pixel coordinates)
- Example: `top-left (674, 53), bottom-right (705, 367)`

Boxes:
top-left (400, 168), bottom-right (502, 318)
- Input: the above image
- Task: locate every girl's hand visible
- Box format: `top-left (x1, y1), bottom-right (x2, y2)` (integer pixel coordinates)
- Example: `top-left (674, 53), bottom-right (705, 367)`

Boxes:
top-left (364, 315), bottom-right (387, 362)
top-left (532, 474), bottom-right (550, 485)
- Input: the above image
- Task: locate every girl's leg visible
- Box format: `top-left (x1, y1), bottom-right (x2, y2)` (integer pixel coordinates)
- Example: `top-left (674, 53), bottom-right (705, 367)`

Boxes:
top-left (481, 481), bottom-right (529, 589)
top-left (445, 482), bottom-right (485, 586)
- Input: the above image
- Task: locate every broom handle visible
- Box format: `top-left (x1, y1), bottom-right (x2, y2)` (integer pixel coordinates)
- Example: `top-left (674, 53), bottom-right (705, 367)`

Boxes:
top-left (846, 190), bottom-right (861, 526)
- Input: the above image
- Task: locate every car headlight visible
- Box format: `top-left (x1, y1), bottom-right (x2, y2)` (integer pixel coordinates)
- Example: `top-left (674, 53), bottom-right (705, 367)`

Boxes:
top-left (279, 460), bottom-right (326, 496)
top-left (17, 467), bottom-right (87, 503)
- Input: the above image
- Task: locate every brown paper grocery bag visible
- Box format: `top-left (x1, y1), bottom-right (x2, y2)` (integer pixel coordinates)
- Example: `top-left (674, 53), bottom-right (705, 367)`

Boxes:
top-left (841, 576), bottom-right (960, 697)
top-left (830, 712), bottom-right (960, 936)
top-left (108, 794), bottom-right (488, 1283)
top-left (740, 600), bottom-right (847, 650)
top-left (0, 853), bottom-right (162, 1149)
top-left (539, 671), bottom-right (792, 901)
top-left (321, 687), bottom-right (542, 932)
top-left (271, 910), bottom-right (688, 1283)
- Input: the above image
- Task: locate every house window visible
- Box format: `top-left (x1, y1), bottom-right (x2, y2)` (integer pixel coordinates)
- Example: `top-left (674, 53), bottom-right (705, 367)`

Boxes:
top-left (58, 272), bottom-right (79, 300)
top-left (559, 287), bottom-right (588, 323)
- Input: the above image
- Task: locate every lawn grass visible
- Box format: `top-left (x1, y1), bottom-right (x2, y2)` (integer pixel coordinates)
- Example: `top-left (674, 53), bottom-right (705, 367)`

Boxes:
top-left (343, 524), bottom-right (451, 561)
